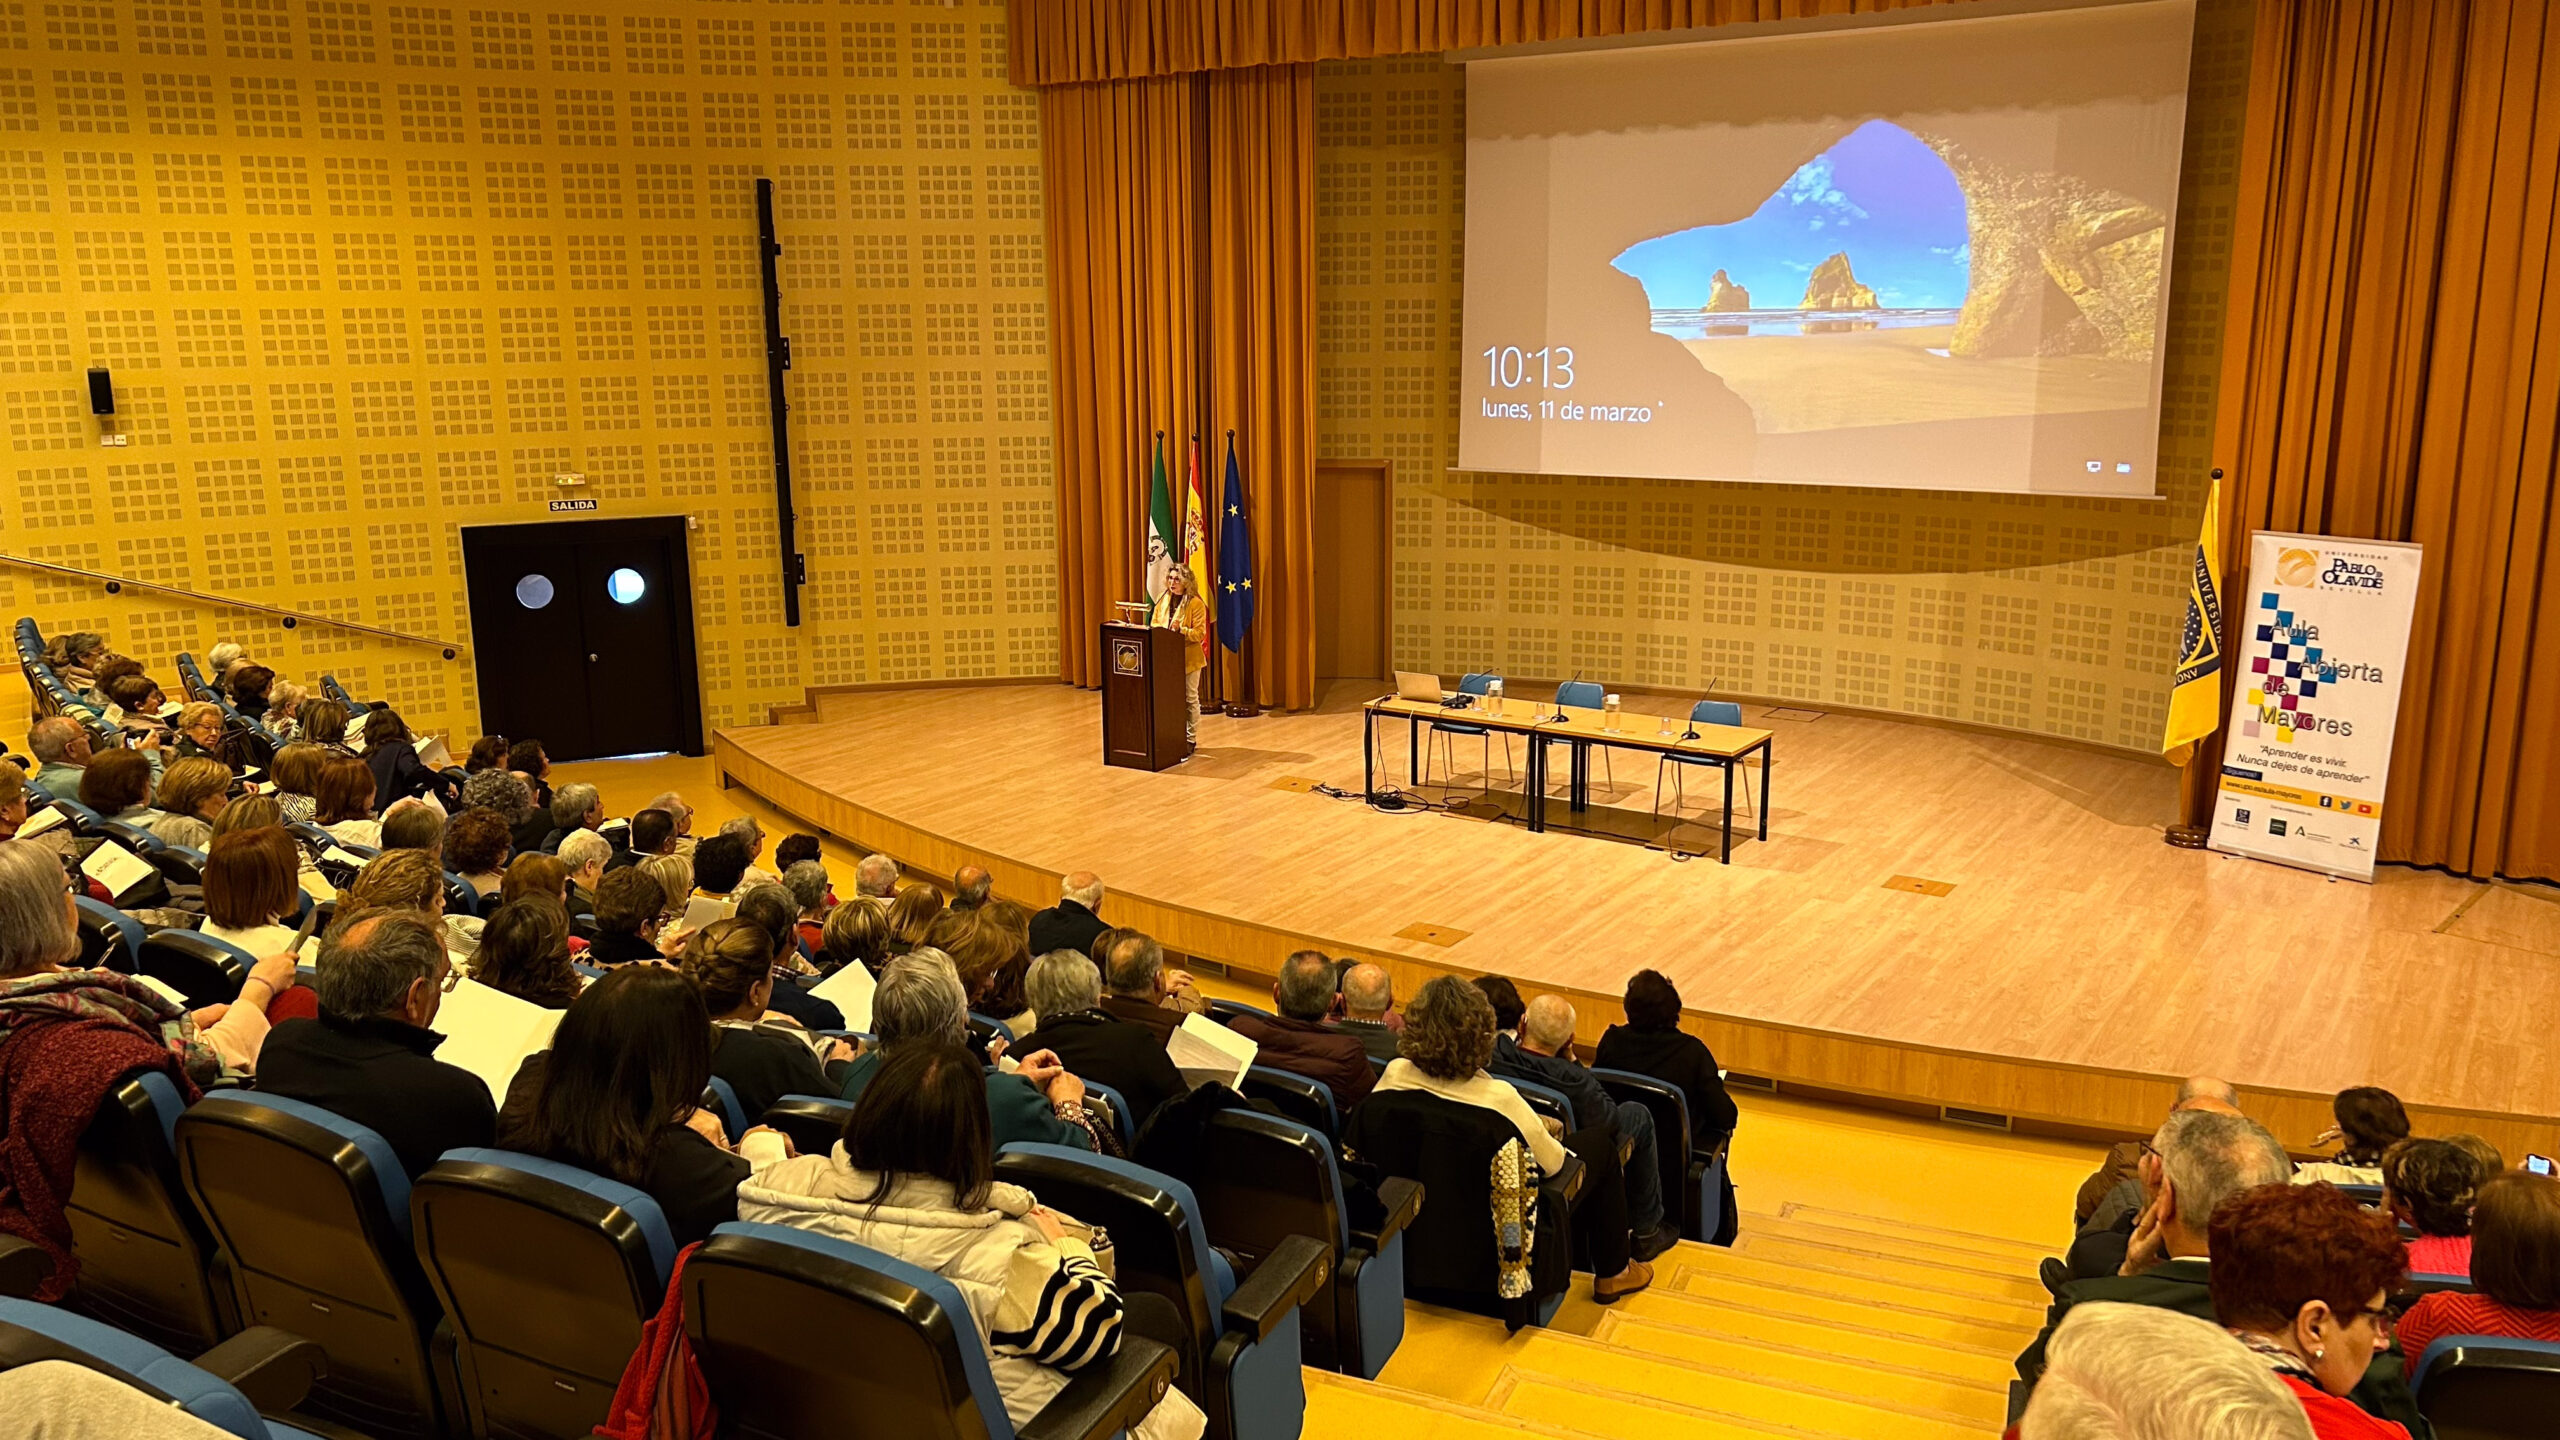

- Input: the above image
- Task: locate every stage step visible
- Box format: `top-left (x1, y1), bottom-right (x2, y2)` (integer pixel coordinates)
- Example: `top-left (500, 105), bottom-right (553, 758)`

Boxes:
top-left (1484, 1332), bottom-right (1993, 1440)
top-left (1628, 1268), bottom-right (2038, 1353)
top-left (1764, 1201), bottom-right (2059, 1259)
top-left (1587, 1310), bottom-right (2010, 1419)
top-left (1659, 1241), bottom-right (2051, 1328)
top-left (1592, 1289), bottom-right (2022, 1383)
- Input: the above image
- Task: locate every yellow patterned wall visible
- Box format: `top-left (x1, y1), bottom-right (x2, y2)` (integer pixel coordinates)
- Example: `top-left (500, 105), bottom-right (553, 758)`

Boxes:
top-left (0, 0), bottom-right (1053, 747)
top-left (1315, 0), bottom-right (2250, 752)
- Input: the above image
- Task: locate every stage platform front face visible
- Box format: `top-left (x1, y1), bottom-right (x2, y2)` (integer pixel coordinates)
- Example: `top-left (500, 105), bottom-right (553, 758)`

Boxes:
top-left (714, 681), bottom-right (2560, 1153)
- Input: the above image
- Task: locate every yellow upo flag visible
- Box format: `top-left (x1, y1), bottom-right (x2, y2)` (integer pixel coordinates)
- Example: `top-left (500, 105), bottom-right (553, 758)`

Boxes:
top-left (2162, 473), bottom-right (2224, 763)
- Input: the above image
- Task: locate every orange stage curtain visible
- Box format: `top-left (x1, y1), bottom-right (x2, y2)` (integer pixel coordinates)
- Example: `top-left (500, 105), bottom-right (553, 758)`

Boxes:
top-left (2180, 0), bottom-right (2560, 883)
top-left (1207, 65), bottom-right (1318, 710)
top-left (1041, 76), bottom-right (1204, 689)
top-left (1008, 0), bottom-right (1974, 86)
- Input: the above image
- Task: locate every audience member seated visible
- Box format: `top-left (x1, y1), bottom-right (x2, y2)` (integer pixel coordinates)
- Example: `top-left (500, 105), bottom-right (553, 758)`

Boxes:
top-left (1593, 967), bottom-right (1740, 1155)
top-left (2018, 1303), bottom-right (2320, 1440)
top-left (644, 789), bottom-right (693, 847)
top-left (1331, 962), bottom-right (1404, 1066)
top-left (558, 829), bottom-right (612, 917)
top-left (2076, 1077), bottom-right (2242, 1234)
top-left (2295, 1087), bottom-right (2411, 1187)
top-left (496, 965), bottom-right (788, 1248)
top-left (204, 641), bottom-right (247, 682)
top-left (1223, 949), bottom-right (1377, 1108)
top-left (774, 831), bottom-right (826, 882)
top-left (586, 868), bottom-right (667, 967)
top-left (684, 917), bottom-right (854, 1122)
top-left (44, 630), bottom-right (107, 696)
top-left (884, 883), bottom-right (943, 955)
top-left (817, 897), bottom-right (887, 977)
top-left (639, 853), bottom-right (695, 934)
top-left (377, 797), bottom-right (446, 855)
top-left (460, 767), bottom-right (547, 857)
top-left (1028, 870), bottom-right (1111, 961)
top-left (345, 847), bottom-right (449, 920)
top-left (254, 907), bottom-right (496, 1180)
top-left (362, 706), bottom-right (457, 810)
top-left (2444, 1132), bottom-right (2506, 1180)
top-left (2018, 1111), bottom-right (2308, 1398)
top-left (26, 717), bottom-right (92, 797)
top-left (1380, 975), bottom-right (1653, 1301)
top-left (1479, 981), bottom-right (1671, 1260)
top-left (443, 808), bottom-right (512, 902)
top-left (313, 753), bottom-right (383, 848)
top-left (270, 743), bottom-right (324, 824)
top-left (1020, 948), bottom-right (1185, 1134)
top-left (2398, 1170), bottom-right (2560, 1357)
top-left (225, 663), bottom-right (273, 719)
top-left (2210, 1184), bottom-right (2412, 1440)
top-left (297, 698), bottom-right (354, 756)
top-left (507, 738), bottom-right (554, 810)
top-left (148, 757), bottom-right (231, 851)
top-left (202, 827), bottom-right (309, 957)
top-left (102, 672), bottom-right (171, 740)
top-left (2382, 1138), bottom-right (2483, 1277)
top-left (839, 951), bottom-right (1099, 1151)
top-left (79, 749), bottom-right (162, 831)
top-left (170, 703), bottom-right (229, 766)
top-left (782, 860), bottom-right (830, 955)
top-left (212, 793), bottom-right (281, 838)
top-left (609, 806), bottom-right (676, 873)
top-left (261, 680), bottom-right (305, 742)
top-left (688, 833), bottom-right (753, 909)
top-left (931, 906), bottom-right (1033, 1032)
top-left (950, 863), bottom-right (993, 913)
top-left (463, 734), bottom-right (508, 773)
top-left (470, 897), bottom-right (583, 1008)
top-left (742, 1042), bottom-right (1201, 1439)
top-left (0, 766), bottom-right (27, 843)
top-left (540, 782), bottom-right (604, 854)
top-left (852, 850), bottom-right (899, 904)
top-left (1097, 931), bottom-right (1204, 1043)
top-left (501, 851), bottom-right (570, 911)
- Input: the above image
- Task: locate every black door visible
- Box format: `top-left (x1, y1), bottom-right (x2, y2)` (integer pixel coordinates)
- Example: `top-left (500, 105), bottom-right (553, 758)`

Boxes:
top-left (461, 518), bottom-right (704, 761)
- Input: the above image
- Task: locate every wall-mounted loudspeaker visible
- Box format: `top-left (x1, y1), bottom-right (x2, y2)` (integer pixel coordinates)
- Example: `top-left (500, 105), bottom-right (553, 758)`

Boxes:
top-left (86, 367), bottom-right (113, 416)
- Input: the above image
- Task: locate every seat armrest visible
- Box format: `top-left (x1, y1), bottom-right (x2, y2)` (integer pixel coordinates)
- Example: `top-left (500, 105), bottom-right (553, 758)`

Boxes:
top-left (0, 1234), bottom-right (51, 1298)
top-left (192, 1327), bottom-right (330, 1413)
top-left (1353, 1177), bottom-right (1424, 1250)
top-left (1546, 1153), bottom-right (1585, 1205)
top-left (1018, 1334), bottom-right (1178, 1440)
top-left (1219, 1233), bottom-right (1331, 1343)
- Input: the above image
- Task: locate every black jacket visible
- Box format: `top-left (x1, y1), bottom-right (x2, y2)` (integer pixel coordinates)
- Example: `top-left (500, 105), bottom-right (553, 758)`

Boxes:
top-left (1341, 1088), bottom-right (1571, 1327)
top-left (1027, 900), bottom-right (1108, 963)
top-left (1593, 1023), bottom-right (1738, 1143)
top-left (365, 740), bottom-right (452, 812)
top-left (1491, 1034), bottom-right (1614, 1132)
top-left (1019, 1009), bottom-right (1185, 1136)
top-left (509, 810), bottom-right (554, 859)
top-left (255, 1011), bottom-right (498, 1181)
top-left (1331, 1018), bottom-right (1403, 1067)
top-left (497, 1053), bottom-right (752, 1250)
top-left (709, 1022), bottom-right (847, 1127)
top-left (584, 930), bottom-right (661, 966)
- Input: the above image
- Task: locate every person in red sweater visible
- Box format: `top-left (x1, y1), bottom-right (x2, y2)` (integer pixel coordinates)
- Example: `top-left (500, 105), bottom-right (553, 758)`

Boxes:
top-left (2210, 1184), bottom-right (2412, 1439)
top-left (2381, 1137), bottom-right (2484, 1278)
top-left (2399, 1170), bottom-right (2560, 1361)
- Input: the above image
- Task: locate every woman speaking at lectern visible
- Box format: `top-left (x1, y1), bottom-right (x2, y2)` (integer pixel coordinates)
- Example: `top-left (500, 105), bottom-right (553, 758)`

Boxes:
top-left (1150, 566), bottom-right (1209, 746)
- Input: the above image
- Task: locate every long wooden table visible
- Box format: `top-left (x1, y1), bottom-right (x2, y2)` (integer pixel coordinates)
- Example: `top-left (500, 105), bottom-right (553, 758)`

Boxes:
top-left (1361, 694), bottom-right (1775, 861)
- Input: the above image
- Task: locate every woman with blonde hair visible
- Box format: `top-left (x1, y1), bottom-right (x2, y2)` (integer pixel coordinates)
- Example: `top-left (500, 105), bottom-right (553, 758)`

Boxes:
top-left (270, 744), bottom-right (326, 825)
top-left (885, 884), bottom-right (943, 955)
top-left (149, 756), bottom-right (234, 851)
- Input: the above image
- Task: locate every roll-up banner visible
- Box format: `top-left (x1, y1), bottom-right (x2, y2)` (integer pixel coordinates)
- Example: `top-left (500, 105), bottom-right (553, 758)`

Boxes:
top-left (2207, 532), bottom-right (2423, 881)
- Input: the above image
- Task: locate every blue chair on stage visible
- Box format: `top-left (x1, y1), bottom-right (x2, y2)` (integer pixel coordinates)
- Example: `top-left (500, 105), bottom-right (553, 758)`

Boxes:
top-left (1653, 699), bottom-right (1757, 825)
top-left (1539, 679), bottom-right (1613, 799)
top-left (1420, 673), bottom-right (1514, 793)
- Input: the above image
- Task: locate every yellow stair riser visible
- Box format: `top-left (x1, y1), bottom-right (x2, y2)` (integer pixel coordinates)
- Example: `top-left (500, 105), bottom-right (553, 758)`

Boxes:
top-left (1492, 1366), bottom-right (1987, 1440)
top-left (1594, 1303), bottom-right (2020, 1386)
top-left (1641, 1269), bottom-right (2040, 1350)
top-left (1303, 1372), bottom-right (1598, 1440)
top-left (1767, 1203), bottom-right (2060, 1257)
top-left (1588, 1312), bottom-right (2009, 1421)
top-left (1499, 1331), bottom-right (1998, 1438)
top-left (1720, 1235), bottom-right (2049, 1305)
top-left (1663, 1249), bottom-right (2051, 1327)
top-left (1729, 1212), bottom-right (2058, 1268)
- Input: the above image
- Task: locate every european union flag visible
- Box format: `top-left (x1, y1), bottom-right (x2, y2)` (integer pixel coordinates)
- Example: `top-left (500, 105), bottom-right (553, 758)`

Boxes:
top-left (1216, 433), bottom-right (1254, 651)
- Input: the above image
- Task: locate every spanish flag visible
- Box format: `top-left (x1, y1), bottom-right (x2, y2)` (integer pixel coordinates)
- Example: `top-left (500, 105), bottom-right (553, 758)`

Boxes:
top-left (1181, 434), bottom-right (1212, 659)
top-left (2163, 473), bottom-right (2224, 763)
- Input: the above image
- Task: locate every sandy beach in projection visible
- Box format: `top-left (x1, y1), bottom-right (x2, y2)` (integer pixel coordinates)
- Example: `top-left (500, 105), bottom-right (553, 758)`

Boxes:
top-left (1680, 324), bottom-right (2150, 434)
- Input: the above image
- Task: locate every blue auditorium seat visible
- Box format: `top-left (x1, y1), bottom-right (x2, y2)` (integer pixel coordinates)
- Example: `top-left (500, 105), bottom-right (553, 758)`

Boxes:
top-left (174, 1092), bottom-right (452, 1439)
top-left (411, 1149), bottom-right (677, 1439)
top-left (0, 1299), bottom-right (337, 1440)
top-left (1192, 1108), bottom-right (1420, 1378)
top-left (1505, 1075), bottom-right (1577, 1132)
top-left (685, 1221), bottom-right (1179, 1440)
top-left (759, 1094), bottom-right (856, 1157)
top-left (64, 1073), bottom-right (234, 1356)
top-left (175, 652), bottom-right (216, 705)
top-left (98, 818), bottom-right (166, 855)
top-left (1240, 1065), bottom-right (1338, 1139)
top-left (702, 1078), bottom-right (749, 1141)
top-left (992, 1143), bottom-right (1330, 1440)
top-left (139, 930), bottom-right (258, 1009)
top-left (1082, 1079), bottom-right (1134, 1148)
top-left (1341, 1088), bottom-right (1575, 1332)
top-left (2413, 1334), bottom-right (2560, 1439)
top-left (72, 895), bottom-right (143, 972)
top-left (1594, 1066), bottom-right (1726, 1243)
top-left (320, 674), bottom-right (361, 713)
top-left (1203, 997), bottom-right (1275, 1028)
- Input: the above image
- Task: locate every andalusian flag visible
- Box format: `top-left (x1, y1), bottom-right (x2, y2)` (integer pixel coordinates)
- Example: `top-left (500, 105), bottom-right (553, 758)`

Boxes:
top-left (1181, 435), bottom-right (1212, 659)
top-left (2163, 473), bottom-right (2224, 762)
top-left (1144, 432), bottom-right (1176, 601)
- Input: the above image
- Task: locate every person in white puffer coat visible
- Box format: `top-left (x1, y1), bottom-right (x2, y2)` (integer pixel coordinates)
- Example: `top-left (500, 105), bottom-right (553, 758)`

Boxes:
top-left (737, 1042), bottom-right (1205, 1440)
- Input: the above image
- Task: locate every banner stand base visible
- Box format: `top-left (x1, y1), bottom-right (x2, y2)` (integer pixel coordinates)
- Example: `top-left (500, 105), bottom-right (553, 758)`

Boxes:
top-left (2163, 825), bottom-right (2211, 850)
top-left (1222, 703), bottom-right (1263, 718)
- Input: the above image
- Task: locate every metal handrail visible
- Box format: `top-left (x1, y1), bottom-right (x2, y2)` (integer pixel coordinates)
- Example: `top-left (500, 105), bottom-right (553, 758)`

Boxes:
top-left (0, 552), bottom-right (467, 656)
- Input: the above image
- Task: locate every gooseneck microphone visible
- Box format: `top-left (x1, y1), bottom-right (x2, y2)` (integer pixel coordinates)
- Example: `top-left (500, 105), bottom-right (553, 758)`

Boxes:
top-left (1683, 675), bottom-right (1720, 741)
top-left (1549, 669), bottom-right (1580, 724)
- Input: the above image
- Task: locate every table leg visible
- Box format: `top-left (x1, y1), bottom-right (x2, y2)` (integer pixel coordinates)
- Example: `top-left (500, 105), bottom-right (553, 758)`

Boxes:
top-left (1408, 716), bottom-right (1420, 787)
top-left (1570, 741), bottom-right (1589, 813)
top-left (1757, 739), bottom-right (1771, 841)
top-left (1363, 709), bottom-right (1375, 801)
top-left (1721, 762), bottom-right (1733, 863)
top-left (1526, 728), bottom-right (1545, 832)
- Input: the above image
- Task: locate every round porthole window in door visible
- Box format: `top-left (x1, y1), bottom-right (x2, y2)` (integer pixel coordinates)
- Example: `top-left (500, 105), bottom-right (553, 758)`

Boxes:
top-left (514, 574), bottom-right (555, 610)
top-left (606, 567), bottom-right (647, 605)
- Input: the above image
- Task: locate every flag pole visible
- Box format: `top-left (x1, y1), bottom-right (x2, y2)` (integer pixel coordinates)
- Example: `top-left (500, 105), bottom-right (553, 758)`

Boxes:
top-left (1222, 428), bottom-right (1263, 718)
top-left (1191, 431), bottom-right (1220, 713)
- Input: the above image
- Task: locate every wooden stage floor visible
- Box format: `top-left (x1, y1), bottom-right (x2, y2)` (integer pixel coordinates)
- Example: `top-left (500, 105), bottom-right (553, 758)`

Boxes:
top-left (715, 681), bottom-right (2560, 1152)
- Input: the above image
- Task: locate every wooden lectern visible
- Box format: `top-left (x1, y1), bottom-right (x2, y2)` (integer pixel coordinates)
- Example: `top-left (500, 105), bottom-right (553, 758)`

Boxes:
top-left (1100, 620), bottom-right (1190, 771)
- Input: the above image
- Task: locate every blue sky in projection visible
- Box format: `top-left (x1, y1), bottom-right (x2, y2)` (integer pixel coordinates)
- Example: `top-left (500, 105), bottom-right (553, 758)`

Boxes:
top-left (1613, 120), bottom-right (1973, 311)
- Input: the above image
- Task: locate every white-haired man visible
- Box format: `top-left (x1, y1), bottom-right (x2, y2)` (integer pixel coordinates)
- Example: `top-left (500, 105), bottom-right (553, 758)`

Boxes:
top-left (1029, 870), bottom-right (1108, 959)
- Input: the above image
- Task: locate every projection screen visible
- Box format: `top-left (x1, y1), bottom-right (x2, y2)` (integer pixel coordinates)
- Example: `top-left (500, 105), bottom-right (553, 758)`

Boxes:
top-left (1456, 0), bottom-right (2196, 497)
